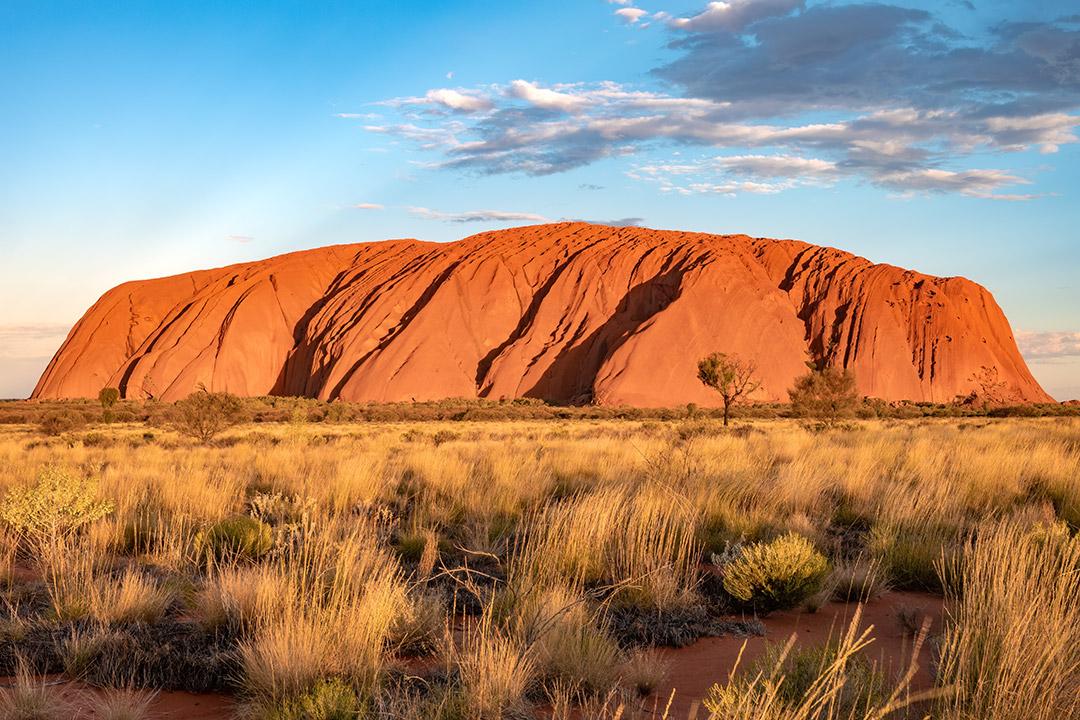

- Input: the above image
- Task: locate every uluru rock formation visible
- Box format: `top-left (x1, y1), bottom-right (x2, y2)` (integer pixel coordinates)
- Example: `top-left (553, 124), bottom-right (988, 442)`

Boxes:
top-left (33, 223), bottom-right (1051, 405)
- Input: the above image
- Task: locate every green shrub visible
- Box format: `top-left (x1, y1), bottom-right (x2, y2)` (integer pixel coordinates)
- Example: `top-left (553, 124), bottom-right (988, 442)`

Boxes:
top-left (868, 523), bottom-right (957, 592)
top-left (196, 515), bottom-right (273, 562)
top-left (262, 679), bottom-right (362, 720)
top-left (0, 466), bottom-right (113, 552)
top-left (721, 533), bottom-right (829, 613)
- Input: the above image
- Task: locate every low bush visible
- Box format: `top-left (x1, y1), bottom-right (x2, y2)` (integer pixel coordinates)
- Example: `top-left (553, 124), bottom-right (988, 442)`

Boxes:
top-left (195, 515), bottom-right (273, 562)
top-left (721, 533), bottom-right (830, 613)
top-left (0, 466), bottom-right (113, 555)
top-left (170, 390), bottom-right (245, 443)
top-left (257, 679), bottom-right (361, 720)
top-left (37, 410), bottom-right (88, 437)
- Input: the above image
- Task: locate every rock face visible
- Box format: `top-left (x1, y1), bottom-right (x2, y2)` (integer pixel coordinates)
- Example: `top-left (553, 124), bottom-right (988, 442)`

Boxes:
top-left (33, 223), bottom-right (1051, 405)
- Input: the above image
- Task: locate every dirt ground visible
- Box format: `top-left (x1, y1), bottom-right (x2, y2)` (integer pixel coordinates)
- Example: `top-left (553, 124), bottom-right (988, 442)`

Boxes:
top-left (652, 591), bottom-right (945, 717)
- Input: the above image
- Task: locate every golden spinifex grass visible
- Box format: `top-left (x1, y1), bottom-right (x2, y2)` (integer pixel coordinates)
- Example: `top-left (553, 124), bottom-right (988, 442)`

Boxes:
top-left (0, 416), bottom-right (1076, 718)
top-left (936, 519), bottom-right (1080, 720)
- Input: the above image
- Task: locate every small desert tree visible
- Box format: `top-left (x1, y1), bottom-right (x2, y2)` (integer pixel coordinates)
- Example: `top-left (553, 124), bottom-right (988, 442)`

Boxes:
top-left (171, 389), bottom-right (245, 443)
top-left (97, 387), bottom-right (120, 410)
top-left (788, 363), bottom-right (860, 427)
top-left (697, 352), bottom-right (762, 427)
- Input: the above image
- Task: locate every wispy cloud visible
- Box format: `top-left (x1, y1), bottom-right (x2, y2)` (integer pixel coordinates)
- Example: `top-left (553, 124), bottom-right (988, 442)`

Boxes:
top-left (1017, 330), bottom-right (1080, 359)
top-left (227, 234), bottom-right (254, 243)
top-left (0, 324), bottom-right (71, 359)
top-left (406, 207), bottom-right (551, 223)
top-left (563, 217), bottom-right (645, 227)
top-left (352, 203), bottom-right (384, 210)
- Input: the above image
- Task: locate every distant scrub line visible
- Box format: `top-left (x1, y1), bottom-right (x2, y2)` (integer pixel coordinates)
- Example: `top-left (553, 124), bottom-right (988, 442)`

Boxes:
top-left (1, 393), bottom-right (1076, 433)
top-left (0, 413), bottom-right (1076, 719)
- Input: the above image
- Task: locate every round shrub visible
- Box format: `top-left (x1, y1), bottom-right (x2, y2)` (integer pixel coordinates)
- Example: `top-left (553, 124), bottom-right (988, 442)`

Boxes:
top-left (721, 533), bottom-right (829, 613)
top-left (196, 515), bottom-right (273, 562)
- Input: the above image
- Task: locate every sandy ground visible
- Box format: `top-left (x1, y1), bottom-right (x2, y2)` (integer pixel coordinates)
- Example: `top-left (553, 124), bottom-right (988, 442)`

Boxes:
top-left (652, 591), bottom-right (945, 717)
top-left (0, 679), bottom-right (235, 719)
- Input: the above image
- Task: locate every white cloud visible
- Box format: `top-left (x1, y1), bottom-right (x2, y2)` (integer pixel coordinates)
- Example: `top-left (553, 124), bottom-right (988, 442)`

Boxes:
top-left (507, 80), bottom-right (588, 113)
top-left (615, 7), bottom-right (648, 23)
top-left (1017, 330), bottom-right (1080, 359)
top-left (423, 88), bottom-right (492, 112)
top-left (406, 207), bottom-right (551, 223)
top-left (227, 235), bottom-right (254, 243)
top-left (984, 113), bottom-right (1079, 153)
top-left (670, 0), bottom-right (804, 32)
top-left (352, 203), bottom-right (384, 210)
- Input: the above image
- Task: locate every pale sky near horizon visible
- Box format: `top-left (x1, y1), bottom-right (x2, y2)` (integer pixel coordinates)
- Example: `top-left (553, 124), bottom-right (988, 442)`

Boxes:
top-left (2, 0), bottom-right (1079, 400)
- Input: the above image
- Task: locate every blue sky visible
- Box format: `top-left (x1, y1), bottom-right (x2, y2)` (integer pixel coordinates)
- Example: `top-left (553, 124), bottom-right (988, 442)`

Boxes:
top-left (2, 0), bottom-right (1079, 399)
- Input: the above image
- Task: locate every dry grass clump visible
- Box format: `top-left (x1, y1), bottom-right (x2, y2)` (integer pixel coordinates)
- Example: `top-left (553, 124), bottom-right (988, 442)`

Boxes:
top-left (236, 522), bottom-right (411, 714)
top-left (89, 568), bottom-right (172, 625)
top-left (0, 665), bottom-right (72, 720)
top-left (87, 688), bottom-right (157, 720)
top-left (453, 618), bottom-right (538, 719)
top-left (829, 556), bottom-right (889, 603)
top-left (936, 518), bottom-right (1080, 720)
top-left (196, 564), bottom-right (289, 633)
top-left (513, 485), bottom-right (700, 611)
top-left (619, 649), bottom-right (671, 697)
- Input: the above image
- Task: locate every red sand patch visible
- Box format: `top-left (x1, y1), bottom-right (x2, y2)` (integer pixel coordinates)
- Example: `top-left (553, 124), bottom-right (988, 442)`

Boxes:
top-left (653, 591), bottom-right (944, 717)
top-left (0, 679), bottom-right (235, 719)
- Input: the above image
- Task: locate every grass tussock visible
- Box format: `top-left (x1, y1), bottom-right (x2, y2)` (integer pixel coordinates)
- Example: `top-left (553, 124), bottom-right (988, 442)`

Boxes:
top-left (936, 518), bottom-right (1080, 720)
top-left (0, 665), bottom-right (71, 720)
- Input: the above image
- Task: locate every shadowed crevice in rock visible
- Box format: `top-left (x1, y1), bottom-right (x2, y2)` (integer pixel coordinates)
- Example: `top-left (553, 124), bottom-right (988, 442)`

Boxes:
top-left (523, 267), bottom-right (687, 404)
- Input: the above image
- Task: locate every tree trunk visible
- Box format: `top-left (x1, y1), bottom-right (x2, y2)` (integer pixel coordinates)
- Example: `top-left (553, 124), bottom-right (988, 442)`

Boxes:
top-left (722, 398), bottom-right (730, 426)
